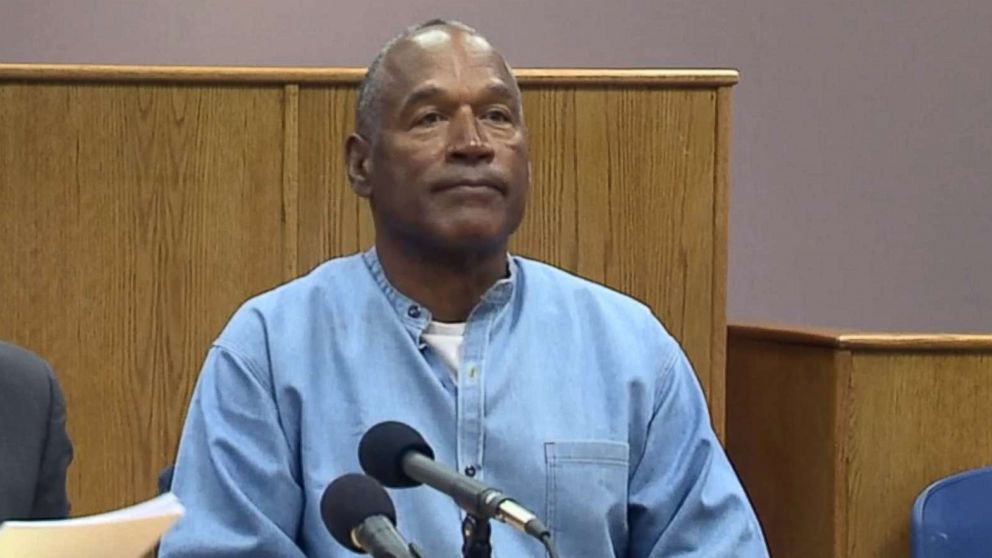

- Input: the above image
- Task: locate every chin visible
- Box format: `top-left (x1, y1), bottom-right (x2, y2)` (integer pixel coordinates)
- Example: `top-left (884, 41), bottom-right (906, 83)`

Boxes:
top-left (434, 221), bottom-right (510, 254)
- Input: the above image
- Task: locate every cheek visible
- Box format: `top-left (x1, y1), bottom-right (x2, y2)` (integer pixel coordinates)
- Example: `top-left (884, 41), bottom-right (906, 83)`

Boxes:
top-left (505, 144), bottom-right (531, 184)
top-left (374, 137), bottom-right (437, 174)
top-left (506, 136), bottom-right (529, 164)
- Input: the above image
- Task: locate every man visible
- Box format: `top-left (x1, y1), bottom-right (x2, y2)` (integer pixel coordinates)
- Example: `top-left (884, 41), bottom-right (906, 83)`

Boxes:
top-left (159, 20), bottom-right (767, 557)
top-left (0, 340), bottom-right (74, 522)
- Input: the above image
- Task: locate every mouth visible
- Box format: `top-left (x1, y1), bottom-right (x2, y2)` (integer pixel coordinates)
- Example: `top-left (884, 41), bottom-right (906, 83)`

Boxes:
top-left (433, 177), bottom-right (506, 195)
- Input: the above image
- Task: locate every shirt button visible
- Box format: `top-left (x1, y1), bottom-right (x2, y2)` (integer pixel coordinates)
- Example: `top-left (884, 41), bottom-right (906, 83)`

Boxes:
top-left (407, 305), bottom-right (421, 318)
top-left (468, 365), bottom-right (478, 379)
top-left (464, 466), bottom-right (477, 477)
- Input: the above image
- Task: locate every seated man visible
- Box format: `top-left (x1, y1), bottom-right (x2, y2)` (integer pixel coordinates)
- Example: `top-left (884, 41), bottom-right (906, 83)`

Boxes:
top-left (0, 340), bottom-right (74, 522)
top-left (160, 19), bottom-right (767, 557)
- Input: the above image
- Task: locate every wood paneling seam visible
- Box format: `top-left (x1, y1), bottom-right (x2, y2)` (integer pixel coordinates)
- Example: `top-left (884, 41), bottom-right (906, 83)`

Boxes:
top-left (282, 84), bottom-right (300, 280)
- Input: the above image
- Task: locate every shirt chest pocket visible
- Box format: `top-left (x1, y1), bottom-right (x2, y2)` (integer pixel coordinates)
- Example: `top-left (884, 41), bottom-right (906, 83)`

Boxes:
top-left (545, 440), bottom-right (630, 557)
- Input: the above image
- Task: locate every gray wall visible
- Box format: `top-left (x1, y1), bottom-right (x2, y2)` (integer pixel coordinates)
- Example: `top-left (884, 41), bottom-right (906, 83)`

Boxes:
top-left (2, 0), bottom-right (989, 332)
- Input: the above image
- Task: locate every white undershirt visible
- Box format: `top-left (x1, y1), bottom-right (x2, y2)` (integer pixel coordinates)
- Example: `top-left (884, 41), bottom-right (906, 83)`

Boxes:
top-left (422, 321), bottom-right (466, 378)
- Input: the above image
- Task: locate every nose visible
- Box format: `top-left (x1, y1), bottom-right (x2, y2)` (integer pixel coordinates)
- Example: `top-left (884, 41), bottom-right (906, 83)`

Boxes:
top-left (446, 108), bottom-right (495, 165)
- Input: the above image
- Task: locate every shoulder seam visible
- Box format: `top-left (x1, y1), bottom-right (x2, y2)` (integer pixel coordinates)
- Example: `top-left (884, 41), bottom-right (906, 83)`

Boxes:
top-left (211, 340), bottom-right (272, 391)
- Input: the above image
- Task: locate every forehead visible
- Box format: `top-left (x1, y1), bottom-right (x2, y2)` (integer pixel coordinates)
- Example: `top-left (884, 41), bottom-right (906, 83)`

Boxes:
top-left (380, 28), bottom-right (515, 105)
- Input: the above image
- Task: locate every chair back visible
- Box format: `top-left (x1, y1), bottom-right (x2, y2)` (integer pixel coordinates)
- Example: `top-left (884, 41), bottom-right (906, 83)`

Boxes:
top-left (911, 466), bottom-right (992, 557)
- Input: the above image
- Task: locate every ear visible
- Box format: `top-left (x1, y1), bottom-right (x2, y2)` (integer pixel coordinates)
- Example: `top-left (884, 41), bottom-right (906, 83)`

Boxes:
top-left (345, 133), bottom-right (373, 198)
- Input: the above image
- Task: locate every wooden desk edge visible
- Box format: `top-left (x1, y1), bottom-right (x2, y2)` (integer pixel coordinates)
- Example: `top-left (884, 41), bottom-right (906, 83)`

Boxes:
top-left (0, 64), bottom-right (740, 87)
top-left (729, 323), bottom-right (992, 351)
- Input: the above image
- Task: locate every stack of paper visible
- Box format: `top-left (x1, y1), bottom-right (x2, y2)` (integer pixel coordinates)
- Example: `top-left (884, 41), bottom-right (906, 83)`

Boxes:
top-left (0, 492), bottom-right (184, 558)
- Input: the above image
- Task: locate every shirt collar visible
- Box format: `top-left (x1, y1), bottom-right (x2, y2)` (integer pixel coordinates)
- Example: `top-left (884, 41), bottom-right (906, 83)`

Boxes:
top-left (361, 247), bottom-right (517, 337)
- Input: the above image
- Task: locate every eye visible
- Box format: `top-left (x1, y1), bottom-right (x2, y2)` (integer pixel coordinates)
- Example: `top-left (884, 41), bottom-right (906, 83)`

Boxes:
top-left (415, 112), bottom-right (445, 127)
top-left (482, 108), bottom-right (513, 123)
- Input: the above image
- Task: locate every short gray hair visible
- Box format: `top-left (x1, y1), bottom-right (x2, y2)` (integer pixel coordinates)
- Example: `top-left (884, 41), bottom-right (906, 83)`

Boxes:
top-left (355, 19), bottom-right (518, 139)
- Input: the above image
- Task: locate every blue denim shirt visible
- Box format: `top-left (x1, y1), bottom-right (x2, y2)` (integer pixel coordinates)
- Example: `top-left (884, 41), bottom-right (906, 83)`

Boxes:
top-left (158, 249), bottom-right (767, 557)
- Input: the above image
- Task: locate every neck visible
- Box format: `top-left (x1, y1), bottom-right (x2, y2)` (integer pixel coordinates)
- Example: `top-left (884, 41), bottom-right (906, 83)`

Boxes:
top-left (374, 236), bottom-right (509, 323)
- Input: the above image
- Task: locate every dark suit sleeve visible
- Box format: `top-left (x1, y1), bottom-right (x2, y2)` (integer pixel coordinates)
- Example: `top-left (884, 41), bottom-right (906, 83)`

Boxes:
top-left (30, 370), bottom-right (74, 519)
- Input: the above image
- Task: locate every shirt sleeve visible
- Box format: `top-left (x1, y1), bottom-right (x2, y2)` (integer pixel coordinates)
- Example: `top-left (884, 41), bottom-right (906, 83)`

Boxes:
top-left (158, 344), bottom-right (306, 558)
top-left (626, 346), bottom-right (769, 557)
top-left (31, 369), bottom-right (73, 519)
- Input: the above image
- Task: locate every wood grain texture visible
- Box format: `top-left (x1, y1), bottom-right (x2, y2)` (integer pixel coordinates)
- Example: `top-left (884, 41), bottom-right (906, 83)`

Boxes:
top-left (727, 324), bottom-right (992, 558)
top-left (282, 84), bottom-right (300, 280)
top-left (709, 86), bottom-right (732, 437)
top-left (1, 69), bottom-right (732, 515)
top-left (296, 85), bottom-right (370, 272)
top-left (726, 338), bottom-right (849, 558)
top-left (845, 351), bottom-right (992, 557)
top-left (0, 82), bottom-right (288, 514)
top-left (0, 63), bottom-right (739, 86)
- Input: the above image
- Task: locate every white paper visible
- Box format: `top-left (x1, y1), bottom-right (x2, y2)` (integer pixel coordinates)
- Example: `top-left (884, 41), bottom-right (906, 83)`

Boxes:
top-left (0, 492), bottom-right (184, 558)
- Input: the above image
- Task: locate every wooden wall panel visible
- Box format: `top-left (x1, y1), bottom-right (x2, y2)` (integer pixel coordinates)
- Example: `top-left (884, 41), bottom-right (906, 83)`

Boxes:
top-left (845, 351), bottom-right (992, 558)
top-left (726, 339), bottom-right (847, 558)
top-left (727, 324), bottom-right (992, 558)
top-left (296, 85), bottom-right (371, 273)
top-left (513, 87), bottom-right (579, 269)
top-left (0, 83), bottom-right (288, 514)
top-left (710, 87), bottom-right (732, 433)
top-left (1, 66), bottom-right (735, 515)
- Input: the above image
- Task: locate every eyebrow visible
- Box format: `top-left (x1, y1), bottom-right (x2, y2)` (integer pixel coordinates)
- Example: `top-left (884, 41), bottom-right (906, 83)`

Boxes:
top-left (398, 81), bottom-right (518, 113)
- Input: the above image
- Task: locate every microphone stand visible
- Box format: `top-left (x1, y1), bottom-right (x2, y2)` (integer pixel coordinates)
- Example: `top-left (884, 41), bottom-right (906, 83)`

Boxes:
top-left (461, 514), bottom-right (492, 558)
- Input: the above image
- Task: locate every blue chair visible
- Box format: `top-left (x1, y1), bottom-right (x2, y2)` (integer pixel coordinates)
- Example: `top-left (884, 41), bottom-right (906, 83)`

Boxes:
top-left (911, 466), bottom-right (992, 557)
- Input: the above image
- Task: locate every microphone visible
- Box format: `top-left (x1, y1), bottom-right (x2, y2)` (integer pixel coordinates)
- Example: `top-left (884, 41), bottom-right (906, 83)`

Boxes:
top-left (358, 421), bottom-right (550, 541)
top-left (320, 473), bottom-right (420, 558)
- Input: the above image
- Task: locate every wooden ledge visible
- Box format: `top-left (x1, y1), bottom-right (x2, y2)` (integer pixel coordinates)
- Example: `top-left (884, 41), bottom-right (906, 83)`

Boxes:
top-left (0, 64), bottom-right (739, 87)
top-left (729, 323), bottom-right (992, 351)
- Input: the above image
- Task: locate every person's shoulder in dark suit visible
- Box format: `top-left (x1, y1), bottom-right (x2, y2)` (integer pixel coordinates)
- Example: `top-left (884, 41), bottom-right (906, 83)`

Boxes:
top-left (0, 341), bottom-right (74, 522)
